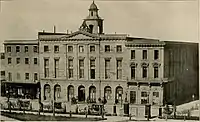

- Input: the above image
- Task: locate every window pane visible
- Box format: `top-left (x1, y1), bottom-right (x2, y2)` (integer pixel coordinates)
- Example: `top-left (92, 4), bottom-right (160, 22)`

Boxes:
top-left (90, 46), bottom-right (95, 52)
top-left (154, 67), bottom-right (159, 78)
top-left (79, 46), bottom-right (84, 52)
top-left (130, 91), bottom-right (136, 104)
top-left (7, 46), bottom-right (11, 52)
top-left (16, 46), bottom-right (20, 52)
top-left (8, 58), bottom-right (11, 64)
top-left (25, 73), bottom-right (29, 80)
top-left (34, 58), bottom-right (37, 64)
top-left (154, 50), bottom-right (159, 60)
top-left (68, 46), bottom-right (73, 52)
top-left (16, 58), bottom-right (20, 64)
top-left (142, 67), bottom-right (147, 78)
top-left (90, 60), bottom-right (95, 68)
top-left (143, 50), bottom-right (147, 59)
top-left (54, 46), bottom-right (59, 53)
top-left (25, 58), bottom-right (29, 64)
top-left (117, 45), bottom-right (122, 52)
top-left (33, 46), bottom-right (38, 53)
top-left (44, 46), bottom-right (49, 52)
top-left (131, 67), bottom-right (136, 79)
top-left (91, 69), bottom-right (95, 79)
top-left (131, 50), bottom-right (135, 59)
top-left (25, 46), bottom-right (28, 52)
top-left (105, 45), bottom-right (110, 52)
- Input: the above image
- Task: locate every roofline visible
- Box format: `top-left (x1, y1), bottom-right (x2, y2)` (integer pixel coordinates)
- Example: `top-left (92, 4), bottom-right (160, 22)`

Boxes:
top-left (38, 32), bottom-right (68, 35)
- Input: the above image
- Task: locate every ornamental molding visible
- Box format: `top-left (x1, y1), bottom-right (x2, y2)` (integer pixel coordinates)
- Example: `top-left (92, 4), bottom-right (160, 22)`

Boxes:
top-left (67, 56), bottom-right (74, 59)
top-left (90, 56), bottom-right (96, 60)
top-left (130, 62), bottom-right (138, 67)
top-left (152, 62), bottom-right (161, 67)
top-left (141, 62), bottom-right (149, 67)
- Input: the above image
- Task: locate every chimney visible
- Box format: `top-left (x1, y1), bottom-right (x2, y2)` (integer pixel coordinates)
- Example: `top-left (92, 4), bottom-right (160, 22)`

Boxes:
top-left (53, 25), bottom-right (56, 33)
top-left (43, 30), bottom-right (45, 33)
top-left (67, 30), bottom-right (69, 34)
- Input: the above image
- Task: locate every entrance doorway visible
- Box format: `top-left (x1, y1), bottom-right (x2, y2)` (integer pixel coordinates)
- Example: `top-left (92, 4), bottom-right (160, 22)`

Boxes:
top-left (78, 85), bottom-right (85, 102)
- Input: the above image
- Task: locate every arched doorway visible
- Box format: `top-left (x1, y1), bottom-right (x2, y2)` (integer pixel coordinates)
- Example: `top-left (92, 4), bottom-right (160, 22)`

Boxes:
top-left (89, 86), bottom-right (96, 103)
top-left (54, 84), bottom-right (61, 101)
top-left (115, 86), bottom-right (123, 104)
top-left (44, 84), bottom-right (51, 100)
top-left (78, 85), bottom-right (85, 102)
top-left (67, 85), bottom-right (74, 101)
top-left (104, 86), bottom-right (112, 101)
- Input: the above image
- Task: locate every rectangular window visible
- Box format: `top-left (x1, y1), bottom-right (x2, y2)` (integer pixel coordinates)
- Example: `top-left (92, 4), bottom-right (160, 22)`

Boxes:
top-left (90, 46), bottom-right (95, 52)
top-left (90, 59), bottom-right (95, 79)
top-left (142, 67), bottom-right (147, 78)
top-left (54, 59), bottom-right (59, 78)
top-left (131, 67), bottom-right (136, 79)
top-left (1, 53), bottom-right (5, 59)
top-left (69, 69), bottom-right (73, 78)
top-left (34, 58), bottom-right (37, 64)
top-left (68, 59), bottom-right (73, 78)
top-left (7, 46), bottom-right (11, 52)
top-left (117, 59), bottom-right (122, 79)
top-left (17, 73), bottom-right (20, 80)
top-left (105, 45), bottom-right (110, 52)
top-left (154, 50), bottom-right (159, 60)
top-left (34, 73), bottom-right (38, 81)
top-left (79, 59), bottom-right (84, 78)
top-left (116, 45), bottom-right (122, 52)
top-left (68, 46), bottom-right (73, 52)
top-left (141, 91), bottom-right (148, 104)
top-left (16, 58), bottom-right (20, 64)
top-left (79, 46), bottom-right (84, 52)
top-left (16, 46), bottom-right (20, 52)
top-left (154, 67), bottom-right (159, 78)
top-left (33, 46), bottom-right (38, 53)
top-left (54, 45), bottom-right (59, 53)
top-left (44, 46), bottom-right (49, 52)
top-left (130, 91), bottom-right (136, 104)
top-left (8, 58), bottom-right (11, 64)
top-left (44, 59), bottom-right (49, 78)
top-left (25, 58), bottom-right (29, 64)
top-left (143, 50), bottom-right (147, 59)
top-left (25, 73), bottom-right (29, 80)
top-left (105, 59), bottom-right (110, 79)
top-left (24, 46), bottom-right (28, 52)
top-left (1, 71), bottom-right (5, 76)
top-left (131, 50), bottom-right (135, 59)
top-left (153, 92), bottom-right (159, 97)
top-left (8, 72), bottom-right (12, 81)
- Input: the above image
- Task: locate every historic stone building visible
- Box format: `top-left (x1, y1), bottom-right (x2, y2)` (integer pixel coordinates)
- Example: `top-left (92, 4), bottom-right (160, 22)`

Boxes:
top-left (0, 1), bottom-right (198, 116)
top-left (37, 2), bottom-right (166, 115)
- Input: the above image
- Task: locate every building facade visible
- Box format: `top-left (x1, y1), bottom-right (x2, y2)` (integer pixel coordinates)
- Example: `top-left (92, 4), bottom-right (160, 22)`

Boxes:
top-left (1, 40), bottom-right (39, 99)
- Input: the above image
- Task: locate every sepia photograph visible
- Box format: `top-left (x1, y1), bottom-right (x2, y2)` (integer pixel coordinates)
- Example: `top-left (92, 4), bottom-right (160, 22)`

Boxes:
top-left (0, 0), bottom-right (199, 121)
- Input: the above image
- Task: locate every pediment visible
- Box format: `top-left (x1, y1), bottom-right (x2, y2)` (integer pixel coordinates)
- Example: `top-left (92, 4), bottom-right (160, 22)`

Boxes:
top-left (61, 31), bottom-right (99, 40)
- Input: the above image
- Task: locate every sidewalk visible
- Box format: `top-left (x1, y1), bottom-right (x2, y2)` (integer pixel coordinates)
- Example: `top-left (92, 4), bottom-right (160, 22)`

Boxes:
top-left (0, 114), bottom-right (21, 121)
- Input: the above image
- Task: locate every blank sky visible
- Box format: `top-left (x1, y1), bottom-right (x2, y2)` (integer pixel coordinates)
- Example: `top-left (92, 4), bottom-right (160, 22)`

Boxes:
top-left (0, 0), bottom-right (198, 52)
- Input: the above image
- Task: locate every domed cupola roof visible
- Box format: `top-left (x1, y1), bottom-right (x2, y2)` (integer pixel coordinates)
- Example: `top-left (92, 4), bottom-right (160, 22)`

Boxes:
top-left (89, 1), bottom-right (98, 10)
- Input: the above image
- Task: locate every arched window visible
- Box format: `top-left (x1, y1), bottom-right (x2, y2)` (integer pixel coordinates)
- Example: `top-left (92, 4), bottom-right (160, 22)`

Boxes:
top-left (115, 86), bottom-right (123, 104)
top-left (104, 86), bottom-right (112, 100)
top-left (44, 84), bottom-right (51, 100)
top-left (89, 86), bottom-right (96, 103)
top-left (54, 84), bottom-right (61, 100)
top-left (78, 85), bottom-right (85, 102)
top-left (68, 85), bottom-right (74, 101)
top-left (89, 25), bottom-right (93, 33)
